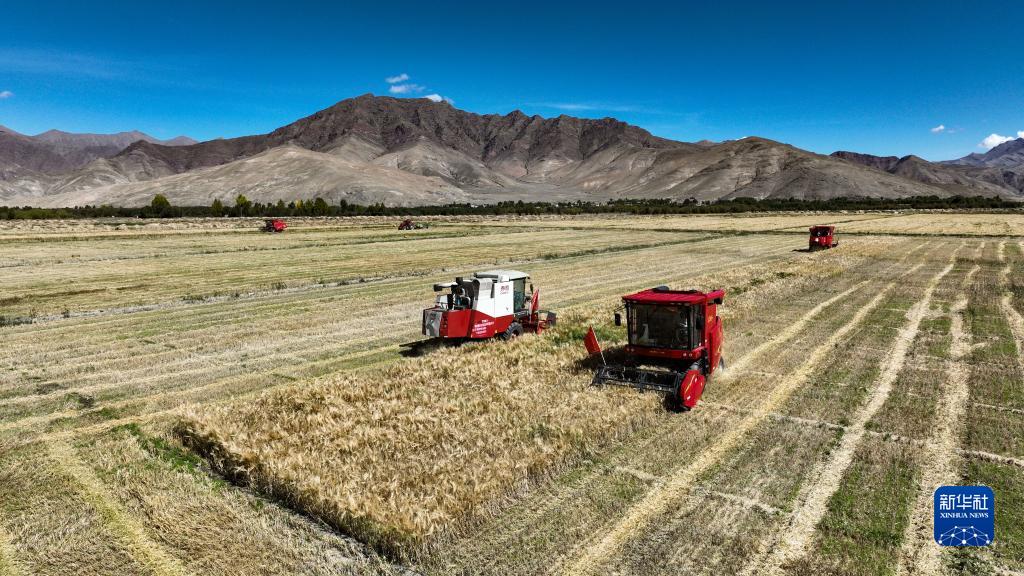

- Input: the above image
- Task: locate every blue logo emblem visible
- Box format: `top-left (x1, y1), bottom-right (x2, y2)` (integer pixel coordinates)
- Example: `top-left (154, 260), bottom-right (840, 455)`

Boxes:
top-left (934, 485), bottom-right (994, 546)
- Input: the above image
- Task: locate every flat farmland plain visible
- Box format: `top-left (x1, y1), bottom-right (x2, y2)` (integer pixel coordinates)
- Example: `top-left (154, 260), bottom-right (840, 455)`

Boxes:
top-left (1, 212), bottom-right (1022, 576)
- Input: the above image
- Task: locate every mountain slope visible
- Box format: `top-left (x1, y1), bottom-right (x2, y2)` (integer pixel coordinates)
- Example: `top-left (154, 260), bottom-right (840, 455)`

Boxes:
top-left (831, 150), bottom-right (1020, 195)
top-left (35, 144), bottom-right (468, 207)
top-left (946, 138), bottom-right (1024, 168)
top-left (29, 130), bottom-right (196, 168)
top-left (0, 127), bottom-right (197, 199)
top-left (6, 95), bottom-right (1023, 207)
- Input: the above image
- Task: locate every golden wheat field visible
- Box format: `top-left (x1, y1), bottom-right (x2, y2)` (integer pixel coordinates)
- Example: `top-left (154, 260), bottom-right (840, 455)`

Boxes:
top-left (1, 211), bottom-right (1023, 576)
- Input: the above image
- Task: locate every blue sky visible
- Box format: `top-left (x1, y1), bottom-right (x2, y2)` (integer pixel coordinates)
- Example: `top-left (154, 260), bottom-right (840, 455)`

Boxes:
top-left (0, 0), bottom-right (1021, 161)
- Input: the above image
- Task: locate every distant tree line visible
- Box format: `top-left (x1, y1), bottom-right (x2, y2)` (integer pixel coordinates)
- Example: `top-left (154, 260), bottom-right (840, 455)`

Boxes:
top-left (0, 194), bottom-right (1020, 220)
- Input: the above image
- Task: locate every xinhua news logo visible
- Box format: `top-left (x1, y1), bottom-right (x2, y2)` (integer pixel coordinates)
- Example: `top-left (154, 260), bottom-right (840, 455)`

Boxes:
top-left (934, 485), bottom-right (994, 547)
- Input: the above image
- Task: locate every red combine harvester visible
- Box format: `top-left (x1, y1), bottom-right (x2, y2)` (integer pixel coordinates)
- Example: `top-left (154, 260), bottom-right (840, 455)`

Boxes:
top-left (808, 225), bottom-right (837, 250)
top-left (262, 219), bottom-right (287, 233)
top-left (589, 286), bottom-right (724, 410)
top-left (422, 270), bottom-right (556, 341)
top-left (398, 219), bottom-right (427, 230)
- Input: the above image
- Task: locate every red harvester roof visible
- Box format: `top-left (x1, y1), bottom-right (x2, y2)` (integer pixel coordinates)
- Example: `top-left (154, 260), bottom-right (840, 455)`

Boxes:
top-left (623, 288), bottom-right (724, 304)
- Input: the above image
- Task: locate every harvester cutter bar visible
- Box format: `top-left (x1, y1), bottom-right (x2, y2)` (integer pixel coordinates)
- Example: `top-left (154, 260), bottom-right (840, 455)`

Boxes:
top-left (591, 364), bottom-right (681, 394)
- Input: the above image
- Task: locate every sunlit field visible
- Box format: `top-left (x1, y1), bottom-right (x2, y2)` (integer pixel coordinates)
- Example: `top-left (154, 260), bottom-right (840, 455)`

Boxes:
top-left (1, 212), bottom-right (1022, 576)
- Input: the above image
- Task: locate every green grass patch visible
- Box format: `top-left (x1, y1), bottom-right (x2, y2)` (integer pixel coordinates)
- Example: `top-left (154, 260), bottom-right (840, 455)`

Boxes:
top-left (790, 440), bottom-right (918, 576)
top-left (958, 458), bottom-right (1024, 571)
top-left (112, 422), bottom-right (206, 475)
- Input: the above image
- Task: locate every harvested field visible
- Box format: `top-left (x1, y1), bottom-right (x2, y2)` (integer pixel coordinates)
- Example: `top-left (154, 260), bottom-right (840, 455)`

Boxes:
top-left (1, 213), bottom-right (1023, 575)
top-left (824, 212), bottom-right (1024, 236)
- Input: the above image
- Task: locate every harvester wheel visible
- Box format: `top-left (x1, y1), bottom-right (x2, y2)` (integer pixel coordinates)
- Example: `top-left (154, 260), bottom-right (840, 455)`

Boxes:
top-left (501, 322), bottom-right (524, 340)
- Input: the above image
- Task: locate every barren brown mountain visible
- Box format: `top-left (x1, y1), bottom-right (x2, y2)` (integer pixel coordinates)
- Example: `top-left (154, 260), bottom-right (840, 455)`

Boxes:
top-left (833, 147), bottom-right (1024, 195)
top-left (5, 95), bottom-right (1023, 206)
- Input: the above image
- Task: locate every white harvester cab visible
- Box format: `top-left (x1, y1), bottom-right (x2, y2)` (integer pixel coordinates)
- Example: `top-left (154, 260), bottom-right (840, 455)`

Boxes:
top-left (423, 269), bottom-right (554, 340)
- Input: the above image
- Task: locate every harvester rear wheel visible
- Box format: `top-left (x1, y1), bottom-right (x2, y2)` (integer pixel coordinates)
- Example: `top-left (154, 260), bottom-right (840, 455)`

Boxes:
top-left (501, 322), bottom-right (524, 340)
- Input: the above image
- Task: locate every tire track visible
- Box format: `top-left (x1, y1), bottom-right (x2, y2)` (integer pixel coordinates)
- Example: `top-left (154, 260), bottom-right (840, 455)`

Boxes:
top-left (746, 249), bottom-right (961, 576)
top-left (561, 262), bottom-right (926, 576)
top-left (45, 440), bottom-right (193, 576)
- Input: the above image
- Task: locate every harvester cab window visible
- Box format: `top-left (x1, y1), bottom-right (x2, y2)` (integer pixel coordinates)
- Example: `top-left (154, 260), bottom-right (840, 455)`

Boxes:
top-left (513, 278), bottom-right (527, 312)
top-left (450, 281), bottom-right (476, 310)
top-left (629, 304), bottom-right (691, 349)
top-left (813, 227), bottom-right (831, 237)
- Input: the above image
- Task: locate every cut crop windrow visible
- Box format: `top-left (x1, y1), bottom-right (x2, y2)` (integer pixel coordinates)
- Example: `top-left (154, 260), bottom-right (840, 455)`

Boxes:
top-left (45, 440), bottom-right (193, 576)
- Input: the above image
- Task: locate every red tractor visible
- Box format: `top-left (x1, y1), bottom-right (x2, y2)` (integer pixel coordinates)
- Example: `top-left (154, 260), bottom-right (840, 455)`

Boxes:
top-left (421, 270), bottom-right (556, 341)
top-left (590, 287), bottom-right (724, 410)
top-left (809, 225), bottom-right (837, 250)
top-left (262, 219), bottom-right (287, 233)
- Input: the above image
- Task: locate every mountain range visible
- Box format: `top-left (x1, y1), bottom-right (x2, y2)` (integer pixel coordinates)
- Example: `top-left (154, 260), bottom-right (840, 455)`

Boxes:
top-left (2, 94), bottom-right (1022, 207)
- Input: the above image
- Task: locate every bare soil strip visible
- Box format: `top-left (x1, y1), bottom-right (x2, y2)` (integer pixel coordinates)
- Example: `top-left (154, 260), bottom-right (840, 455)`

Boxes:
top-left (45, 441), bottom-right (192, 576)
top-left (747, 255), bottom-right (959, 576)
top-left (561, 264), bottom-right (924, 576)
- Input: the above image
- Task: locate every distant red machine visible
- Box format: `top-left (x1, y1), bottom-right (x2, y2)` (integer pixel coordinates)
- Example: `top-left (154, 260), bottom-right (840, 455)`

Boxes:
top-left (588, 286), bottom-right (725, 410)
top-left (398, 219), bottom-right (428, 230)
top-left (262, 219), bottom-right (287, 233)
top-left (809, 225), bottom-right (837, 250)
top-left (421, 270), bottom-right (556, 341)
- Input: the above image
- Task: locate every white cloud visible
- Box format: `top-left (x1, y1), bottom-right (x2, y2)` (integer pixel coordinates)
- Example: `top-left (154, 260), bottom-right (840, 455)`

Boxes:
top-left (930, 124), bottom-right (945, 133)
top-left (0, 90), bottom-right (12, 99)
top-left (537, 102), bottom-right (640, 113)
top-left (389, 83), bottom-right (425, 94)
top-left (979, 133), bottom-right (1018, 150)
top-left (425, 93), bottom-right (454, 104)
top-left (384, 74), bottom-right (453, 103)
top-left (1019, 130), bottom-right (1024, 139)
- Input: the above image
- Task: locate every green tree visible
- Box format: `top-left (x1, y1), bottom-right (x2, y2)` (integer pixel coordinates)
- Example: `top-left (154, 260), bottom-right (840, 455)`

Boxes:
top-left (151, 194), bottom-right (171, 210)
top-left (211, 198), bottom-right (224, 217)
top-left (235, 194), bottom-right (251, 216)
top-left (312, 197), bottom-right (329, 216)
